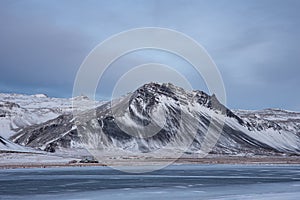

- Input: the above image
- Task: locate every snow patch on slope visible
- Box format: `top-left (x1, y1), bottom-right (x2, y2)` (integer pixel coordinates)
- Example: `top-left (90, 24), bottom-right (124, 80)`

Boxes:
top-left (0, 136), bottom-right (32, 152)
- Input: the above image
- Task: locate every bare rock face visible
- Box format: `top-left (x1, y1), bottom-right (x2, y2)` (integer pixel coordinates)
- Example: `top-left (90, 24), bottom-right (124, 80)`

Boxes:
top-left (9, 83), bottom-right (300, 155)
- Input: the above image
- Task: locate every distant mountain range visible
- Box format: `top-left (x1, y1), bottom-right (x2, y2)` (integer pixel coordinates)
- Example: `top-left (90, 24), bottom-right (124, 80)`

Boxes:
top-left (1, 83), bottom-right (300, 156)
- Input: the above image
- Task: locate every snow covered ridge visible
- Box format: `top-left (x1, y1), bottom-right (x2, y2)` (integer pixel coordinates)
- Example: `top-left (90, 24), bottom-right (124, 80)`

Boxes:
top-left (0, 93), bottom-right (104, 140)
top-left (6, 83), bottom-right (300, 156)
top-left (234, 109), bottom-right (300, 133)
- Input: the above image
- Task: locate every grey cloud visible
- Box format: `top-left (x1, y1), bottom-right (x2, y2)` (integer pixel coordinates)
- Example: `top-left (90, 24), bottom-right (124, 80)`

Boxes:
top-left (0, 4), bottom-right (95, 96)
top-left (0, 0), bottom-right (300, 110)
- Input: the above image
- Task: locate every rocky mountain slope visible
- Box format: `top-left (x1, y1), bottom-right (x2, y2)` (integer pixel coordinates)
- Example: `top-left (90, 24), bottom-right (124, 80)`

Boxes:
top-left (8, 83), bottom-right (300, 156)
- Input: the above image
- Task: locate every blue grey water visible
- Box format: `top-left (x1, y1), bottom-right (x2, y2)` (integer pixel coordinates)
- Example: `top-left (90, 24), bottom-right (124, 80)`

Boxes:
top-left (0, 164), bottom-right (300, 200)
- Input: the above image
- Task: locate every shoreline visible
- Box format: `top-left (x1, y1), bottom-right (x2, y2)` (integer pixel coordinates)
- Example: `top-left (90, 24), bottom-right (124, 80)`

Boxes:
top-left (1, 155), bottom-right (300, 169)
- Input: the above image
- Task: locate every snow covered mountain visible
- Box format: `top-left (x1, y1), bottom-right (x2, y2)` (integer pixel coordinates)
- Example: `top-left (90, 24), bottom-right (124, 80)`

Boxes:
top-left (8, 83), bottom-right (300, 156)
top-left (0, 93), bottom-right (103, 139)
top-left (234, 109), bottom-right (300, 134)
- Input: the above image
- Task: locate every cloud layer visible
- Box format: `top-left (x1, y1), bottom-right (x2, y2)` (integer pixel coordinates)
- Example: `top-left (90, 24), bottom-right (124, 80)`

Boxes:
top-left (0, 0), bottom-right (299, 110)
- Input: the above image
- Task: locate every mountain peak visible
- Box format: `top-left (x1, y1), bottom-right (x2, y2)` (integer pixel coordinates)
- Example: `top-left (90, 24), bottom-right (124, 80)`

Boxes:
top-left (7, 83), bottom-right (300, 155)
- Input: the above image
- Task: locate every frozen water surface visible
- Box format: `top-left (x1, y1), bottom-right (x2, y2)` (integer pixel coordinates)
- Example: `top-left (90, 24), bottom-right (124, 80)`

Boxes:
top-left (0, 164), bottom-right (300, 200)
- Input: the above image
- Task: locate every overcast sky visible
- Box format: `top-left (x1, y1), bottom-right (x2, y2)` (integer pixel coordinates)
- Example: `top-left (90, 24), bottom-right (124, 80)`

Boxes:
top-left (1, 0), bottom-right (300, 111)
